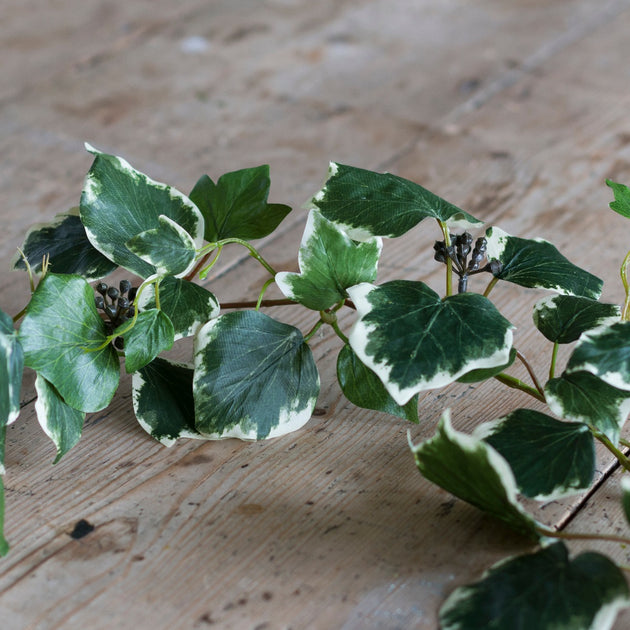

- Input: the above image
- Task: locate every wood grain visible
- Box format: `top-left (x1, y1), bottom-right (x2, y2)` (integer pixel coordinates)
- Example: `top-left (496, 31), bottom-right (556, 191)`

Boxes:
top-left (3, 1), bottom-right (630, 628)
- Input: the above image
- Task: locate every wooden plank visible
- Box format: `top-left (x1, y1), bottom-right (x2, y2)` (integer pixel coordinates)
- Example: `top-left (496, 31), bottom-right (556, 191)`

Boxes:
top-left (3, 1), bottom-right (630, 628)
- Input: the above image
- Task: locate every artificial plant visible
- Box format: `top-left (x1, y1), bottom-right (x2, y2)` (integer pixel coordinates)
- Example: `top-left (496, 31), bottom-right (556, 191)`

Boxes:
top-left (2, 144), bottom-right (630, 628)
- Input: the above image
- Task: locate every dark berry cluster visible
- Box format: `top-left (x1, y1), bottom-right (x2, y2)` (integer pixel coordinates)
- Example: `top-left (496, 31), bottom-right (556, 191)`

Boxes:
top-left (433, 232), bottom-right (502, 293)
top-left (94, 279), bottom-right (137, 348)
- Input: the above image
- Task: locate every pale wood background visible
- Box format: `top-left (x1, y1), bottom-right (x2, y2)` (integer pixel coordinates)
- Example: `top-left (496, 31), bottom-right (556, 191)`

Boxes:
top-left (3, 1), bottom-right (630, 628)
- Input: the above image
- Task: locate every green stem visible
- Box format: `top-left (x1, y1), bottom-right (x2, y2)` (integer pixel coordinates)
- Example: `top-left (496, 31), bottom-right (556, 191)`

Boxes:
top-left (12, 306), bottom-right (27, 323)
top-left (549, 342), bottom-right (559, 381)
top-left (593, 431), bottom-right (630, 472)
top-left (304, 319), bottom-right (325, 342)
top-left (255, 278), bottom-right (275, 311)
top-left (185, 250), bottom-right (214, 281)
top-left (620, 438), bottom-right (630, 449)
top-left (330, 319), bottom-right (350, 345)
top-left (621, 249), bottom-right (630, 321)
top-left (438, 220), bottom-right (453, 297)
top-left (493, 372), bottom-right (546, 402)
top-left (218, 237), bottom-right (278, 277)
top-left (516, 350), bottom-right (545, 398)
top-left (483, 276), bottom-right (499, 297)
top-left (535, 525), bottom-right (630, 546)
top-left (199, 245), bottom-right (223, 280)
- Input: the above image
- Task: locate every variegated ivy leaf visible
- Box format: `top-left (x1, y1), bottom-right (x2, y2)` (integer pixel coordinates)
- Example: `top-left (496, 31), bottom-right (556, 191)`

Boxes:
top-left (115, 309), bottom-right (174, 374)
top-left (18, 274), bottom-right (119, 412)
top-left (310, 163), bottom-right (482, 241)
top-left (132, 357), bottom-right (204, 447)
top-left (193, 311), bottom-right (319, 440)
top-left (125, 215), bottom-right (197, 277)
top-left (189, 165), bottom-right (291, 242)
top-left (347, 280), bottom-right (514, 405)
top-left (410, 410), bottom-right (540, 539)
top-left (0, 308), bottom-right (23, 427)
top-left (80, 144), bottom-right (204, 278)
top-left (34, 374), bottom-right (85, 464)
top-left (533, 294), bottom-right (620, 344)
top-left (606, 179), bottom-right (630, 219)
top-left (474, 409), bottom-right (594, 501)
top-left (275, 210), bottom-right (383, 311)
top-left (138, 275), bottom-right (219, 340)
top-left (439, 542), bottom-right (630, 630)
top-left (11, 208), bottom-right (117, 281)
top-left (485, 226), bottom-right (603, 299)
top-left (336, 345), bottom-right (418, 422)
top-left (566, 321), bottom-right (630, 391)
top-left (545, 371), bottom-right (630, 443)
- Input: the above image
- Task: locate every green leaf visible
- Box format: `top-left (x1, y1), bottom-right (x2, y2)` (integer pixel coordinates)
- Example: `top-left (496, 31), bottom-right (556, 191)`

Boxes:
top-left (533, 294), bottom-right (620, 343)
top-left (18, 274), bottom-right (119, 412)
top-left (193, 311), bottom-right (319, 440)
top-left (116, 309), bottom-right (174, 374)
top-left (138, 275), bottom-right (219, 340)
top-left (80, 145), bottom-right (204, 278)
top-left (336, 344), bottom-right (418, 422)
top-left (0, 476), bottom-right (9, 556)
top-left (275, 210), bottom-right (382, 311)
top-left (545, 371), bottom-right (630, 443)
top-left (125, 215), bottom-right (197, 277)
top-left (0, 309), bottom-right (23, 426)
top-left (189, 165), bottom-right (291, 242)
top-left (12, 208), bottom-right (117, 281)
top-left (34, 374), bottom-right (85, 464)
top-left (457, 347), bottom-right (517, 383)
top-left (485, 227), bottom-right (603, 299)
top-left (132, 357), bottom-right (203, 446)
top-left (566, 321), bottom-right (630, 391)
top-left (439, 542), bottom-right (630, 630)
top-left (606, 179), bottom-right (630, 219)
top-left (310, 163), bottom-right (482, 241)
top-left (410, 411), bottom-right (540, 539)
top-left (348, 280), bottom-right (514, 405)
top-left (475, 409), bottom-right (594, 500)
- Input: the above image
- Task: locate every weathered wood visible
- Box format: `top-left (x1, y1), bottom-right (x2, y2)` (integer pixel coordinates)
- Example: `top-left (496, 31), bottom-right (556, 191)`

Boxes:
top-left (3, 1), bottom-right (630, 628)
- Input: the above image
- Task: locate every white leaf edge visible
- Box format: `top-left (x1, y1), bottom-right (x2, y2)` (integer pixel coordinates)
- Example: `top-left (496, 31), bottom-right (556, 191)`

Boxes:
top-left (532, 295), bottom-right (621, 339)
top-left (126, 214), bottom-right (198, 278)
top-left (34, 373), bottom-right (85, 461)
top-left (192, 317), bottom-right (318, 441)
top-left (566, 323), bottom-right (630, 392)
top-left (473, 416), bottom-right (594, 502)
top-left (275, 208), bottom-right (383, 305)
top-left (131, 359), bottom-right (205, 448)
top-left (347, 282), bottom-right (513, 405)
top-left (440, 543), bottom-right (630, 630)
top-left (0, 333), bottom-right (21, 426)
top-left (82, 143), bottom-right (205, 270)
top-left (310, 162), bottom-right (481, 241)
top-left (409, 410), bottom-right (539, 529)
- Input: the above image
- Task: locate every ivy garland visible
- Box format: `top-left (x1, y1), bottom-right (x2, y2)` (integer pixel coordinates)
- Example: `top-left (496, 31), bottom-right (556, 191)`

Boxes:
top-left (3, 144), bottom-right (630, 628)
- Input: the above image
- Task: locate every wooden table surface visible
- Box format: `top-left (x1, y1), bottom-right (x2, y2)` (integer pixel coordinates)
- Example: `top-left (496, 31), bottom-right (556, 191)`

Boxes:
top-left (4, 1), bottom-right (630, 628)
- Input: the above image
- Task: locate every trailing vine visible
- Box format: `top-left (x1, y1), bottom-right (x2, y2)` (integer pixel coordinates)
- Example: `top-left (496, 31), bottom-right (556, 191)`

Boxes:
top-left (3, 145), bottom-right (630, 627)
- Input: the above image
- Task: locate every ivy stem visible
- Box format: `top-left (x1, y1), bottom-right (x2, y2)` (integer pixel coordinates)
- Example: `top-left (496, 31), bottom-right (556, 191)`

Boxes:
top-left (549, 342), bottom-right (559, 381)
top-left (185, 250), bottom-right (214, 281)
top-left (220, 298), bottom-right (298, 309)
top-left (304, 319), bottom-right (324, 342)
top-left (219, 238), bottom-right (278, 277)
top-left (438, 220), bottom-right (453, 297)
top-left (620, 438), bottom-right (630, 449)
top-left (12, 306), bottom-right (27, 324)
top-left (535, 525), bottom-right (630, 546)
top-left (483, 276), bottom-right (499, 297)
top-left (493, 373), bottom-right (546, 402)
top-left (621, 249), bottom-right (630, 321)
top-left (255, 278), bottom-right (275, 311)
top-left (592, 431), bottom-right (630, 473)
top-left (516, 350), bottom-right (545, 398)
top-left (199, 245), bottom-right (224, 280)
